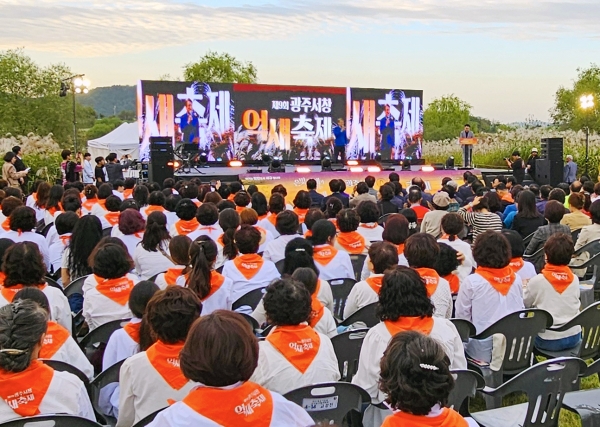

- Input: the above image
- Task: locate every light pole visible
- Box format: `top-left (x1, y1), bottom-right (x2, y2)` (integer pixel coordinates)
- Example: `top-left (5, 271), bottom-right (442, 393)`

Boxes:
top-left (60, 74), bottom-right (90, 155)
top-left (580, 94), bottom-right (594, 177)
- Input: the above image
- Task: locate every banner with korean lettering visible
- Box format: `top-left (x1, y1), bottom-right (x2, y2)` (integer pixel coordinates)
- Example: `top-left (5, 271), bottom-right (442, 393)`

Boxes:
top-left (137, 81), bottom-right (423, 162)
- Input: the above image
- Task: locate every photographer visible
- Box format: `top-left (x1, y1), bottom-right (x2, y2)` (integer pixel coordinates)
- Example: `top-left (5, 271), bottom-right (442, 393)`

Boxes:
top-left (504, 150), bottom-right (525, 184)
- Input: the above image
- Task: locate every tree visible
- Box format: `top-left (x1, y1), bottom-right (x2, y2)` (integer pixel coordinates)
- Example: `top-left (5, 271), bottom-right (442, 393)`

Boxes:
top-left (183, 51), bottom-right (258, 83)
top-left (118, 110), bottom-right (135, 122)
top-left (423, 95), bottom-right (473, 140)
top-left (85, 116), bottom-right (123, 140)
top-left (551, 64), bottom-right (600, 133)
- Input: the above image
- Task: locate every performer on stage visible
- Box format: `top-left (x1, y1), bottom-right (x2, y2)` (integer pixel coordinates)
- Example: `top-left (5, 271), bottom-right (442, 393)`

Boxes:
top-left (380, 105), bottom-right (395, 160)
top-left (178, 99), bottom-right (200, 144)
top-left (332, 119), bottom-right (348, 164)
top-left (460, 124), bottom-right (474, 168)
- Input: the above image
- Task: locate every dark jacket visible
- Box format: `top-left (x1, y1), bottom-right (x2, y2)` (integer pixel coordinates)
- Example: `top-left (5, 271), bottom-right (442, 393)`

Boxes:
top-left (322, 193), bottom-right (349, 210)
top-left (105, 162), bottom-right (125, 184)
top-left (308, 189), bottom-right (325, 208)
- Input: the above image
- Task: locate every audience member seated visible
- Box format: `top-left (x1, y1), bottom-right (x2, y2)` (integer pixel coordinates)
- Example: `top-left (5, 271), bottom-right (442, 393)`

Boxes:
top-left (306, 178), bottom-right (324, 208)
top-left (61, 215), bottom-right (103, 285)
top-left (378, 183), bottom-right (400, 216)
top-left (91, 183), bottom-right (113, 217)
top-left (133, 211), bottom-right (175, 280)
top-left (239, 208), bottom-right (274, 253)
top-left (334, 208), bottom-right (368, 255)
top-left (185, 236), bottom-right (234, 314)
top-left (222, 225), bottom-right (280, 305)
top-left (321, 179), bottom-right (349, 210)
top-left (43, 185), bottom-right (64, 225)
top-left (4, 206), bottom-right (49, 267)
top-left (571, 200), bottom-right (600, 276)
top-left (291, 268), bottom-right (337, 337)
top-left (438, 213), bottom-right (475, 281)
top-left (251, 278), bottom-right (340, 394)
top-left (356, 200), bottom-right (383, 242)
top-left (561, 192), bottom-right (592, 232)
top-left (154, 235), bottom-right (191, 289)
top-left (112, 208), bottom-right (145, 257)
top-left (215, 208), bottom-right (240, 270)
top-left (0, 197), bottom-right (23, 236)
top-left (292, 190), bottom-right (311, 224)
top-left (303, 208), bottom-right (325, 239)
top-left (0, 239), bottom-right (12, 286)
top-left (510, 190), bottom-right (545, 238)
top-left (187, 202), bottom-right (223, 242)
top-left (233, 191), bottom-right (251, 213)
top-left (350, 181), bottom-right (377, 209)
top-left (122, 178), bottom-right (136, 200)
top-left (179, 182), bottom-right (200, 206)
top-left (458, 196), bottom-right (503, 242)
top-left (379, 331), bottom-right (478, 427)
top-left (455, 231), bottom-right (524, 363)
top-left (404, 233), bottom-right (453, 318)
top-left (170, 198), bottom-right (200, 237)
top-left (99, 195), bottom-right (122, 231)
top-left (48, 211), bottom-right (77, 281)
top-left (44, 192), bottom-right (81, 248)
top-left (503, 230), bottom-right (536, 286)
top-left (525, 234), bottom-right (582, 352)
top-left (361, 213), bottom-right (410, 280)
top-left (324, 196), bottom-right (343, 230)
top-left (146, 310), bottom-right (314, 427)
top-left (524, 200), bottom-right (571, 256)
top-left (259, 193), bottom-right (285, 238)
top-left (308, 219), bottom-right (354, 281)
top-left (83, 242), bottom-right (139, 330)
top-left (407, 187), bottom-right (429, 221)
top-left (250, 191), bottom-right (268, 221)
top-left (344, 241), bottom-right (399, 319)
top-left (434, 243), bottom-right (460, 295)
top-left (420, 191), bottom-right (450, 238)
top-left (0, 300), bottom-right (94, 422)
top-left (26, 180), bottom-right (48, 222)
top-left (263, 211), bottom-right (300, 263)
top-left (352, 266), bottom-right (466, 426)
top-left (14, 288), bottom-right (93, 379)
top-left (117, 287), bottom-right (201, 427)
top-left (142, 191), bottom-right (167, 219)
top-left (163, 193), bottom-right (181, 226)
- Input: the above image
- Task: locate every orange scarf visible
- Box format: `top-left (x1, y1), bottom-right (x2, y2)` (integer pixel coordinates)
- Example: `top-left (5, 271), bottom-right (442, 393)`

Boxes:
top-left (39, 321), bottom-right (70, 359)
top-left (475, 267), bottom-right (516, 296)
top-left (175, 218), bottom-right (200, 235)
top-left (123, 189), bottom-right (133, 199)
top-left (293, 208), bottom-right (309, 222)
top-left (542, 264), bottom-right (574, 294)
top-left (266, 325), bottom-right (321, 374)
top-left (235, 205), bottom-right (246, 213)
top-left (94, 275), bottom-right (135, 305)
top-left (203, 271), bottom-right (226, 301)
top-left (1, 284), bottom-right (46, 303)
top-left (97, 199), bottom-right (107, 211)
top-left (146, 205), bottom-right (166, 215)
top-left (336, 231), bottom-right (366, 254)
top-left (397, 243), bottom-right (405, 255)
top-left (1, 218), bottom-right (9, 231)
top-left (82, 198), bottom-right (96, 212)
top-left (384, 316), bottom-right (434, 337)
top-left (123, 321), bottom-right (141, 344)
top-left (509, 257), bottom-right (524, 272)
top-left (313, 245), bottom-right (338, 266)
top-left (163, 267), bottom-right (185, 286)
top-left (233, 254), bottom-right (264, 280)
top-left (146, 341), bottom-right (188, 390)
top-left (47, 205), bottom-right (62, 216)
top-left (0, 272), bottom-right (5, 286)
top-left (227, 194), bottom-right (235, 202)
top-left (366, 275), bottom-right (383, 294)
top-left (444, 273), bottom-right (460, 294)
top-left (360, 222), bottom-right (379, 229)
top-left (266, 214), bottom-right (278, 227)
top-left (59, 235), bottom-right (71, 246)
top-left (257, 214), bottom-right (268, 222)
top-left (329, 218), bottom-right (339, 230)
top-left (304, 230), bottom-right (312, 238)
top-left (309, 282), bottom-right (324, 328)
top-left (381, 407), bottom-right (468, 427)
top-left (500, 192), bottom-right (514, 203)
top-left (415, 268), bottom-right (440, 297)
top-left (104, 211), bottom-right (120, 227)
top-left (183, 382), bottom-right (273, 426)
top-left (0, 360), bottom-right (54, 417)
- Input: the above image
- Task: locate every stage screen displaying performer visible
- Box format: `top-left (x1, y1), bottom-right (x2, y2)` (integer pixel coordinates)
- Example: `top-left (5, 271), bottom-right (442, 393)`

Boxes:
top-left (137, 81), bottom-right (423, 162)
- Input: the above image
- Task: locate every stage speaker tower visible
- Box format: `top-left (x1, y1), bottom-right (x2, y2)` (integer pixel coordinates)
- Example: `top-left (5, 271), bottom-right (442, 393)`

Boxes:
top-left (148, 136), bottom-right (174, 184)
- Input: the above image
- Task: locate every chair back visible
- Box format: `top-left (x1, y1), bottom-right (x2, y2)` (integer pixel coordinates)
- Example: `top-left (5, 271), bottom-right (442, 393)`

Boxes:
top-left (450, 318), bottom-right (476, 343)
top-left (524, 247), bottom-right (545, 273)
top-left (448, 369), bottom-right (485, 415)
top-left (0, 415), bottom-right (103, 426)
top-left (89, 359), bottom-right (125, 425)
top-left (283, 382), bottom-right (370, 425)
top-left (571, 228), bottom-right (582, 245)
top-left (40, 359), bottom-right (89, 387)
top-left (132, 408), bottom-right (167, 427)
top-left (102, 227), bottom-right (113, 237)
top-left (232, 288), bottom-right (266, 312)
top-left (79, 318), bottom-right (130, 365)
top-left (349, 254), bottom-right (366, 282)
top-left (64, 275), bottom-right (90, 298)
top-left (340, 303), bottom-right (378, 328)
top-left (148, 271), bottom-right (164, 283)
top-left (559, 302), bottom-right (600, 360)
top-left (44, 277), bottom-right (64, 293)
top-left (239, 313), bottom-right (259, 332)
top-left (275, 259), bottom-right (285, 275)
top-left (327, 278), bottom-right (357, 319)
top-left (522, 232), bottom-right (535, 247)
top-left (40, 223), bottom-right (53, 237)
top-left (331, 329), bottom-right (368, 382)
top-left (377, 213), bottom-right (393, 226)
top-left (35, 219), bottom-right (46, 234)
top-left (475, 309), bottom-right (553, 375)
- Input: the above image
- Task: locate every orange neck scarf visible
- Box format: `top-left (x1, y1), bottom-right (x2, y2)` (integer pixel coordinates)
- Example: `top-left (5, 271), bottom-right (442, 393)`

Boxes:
top-left (309, 283), bottom-right (324, 328)
top-left (123, 189), bottom-right (133, 199)
top-left (0, 272), bottom-right (5, 286)
top-left (542, 264), bottom-right (574, 294)
top-left (382, 407), bottom-right (468, 427)
top-left (104, 211), bottom-right (120, 227)
top-left (313, 245), bottom-right (338, 266)
top-left (293, 208), bottom-right (308, 222)
top-left (360, 222), bottom-right (379, 229)
top-left (183, 382), bottom-right (273, 426)
top-left (304, 230), bottom-right (312, 238)
top-left (97, 199), bottom-right (107, 211)
top-left (0, 360), bottom-right (54, 417)
top-left (384, 316), bottom-right (434, 337)
top-left (146, 341), bottom-right (188, 390)
top-left (39, 321), bottom-right (70, 359)
top-left (444, 273), bottom-right (460, 294)
top-left (415, 268), bottom-right (440, 297)
top-left (175, 218), bottom-right (200, 235)
top-left (266, 214), bottom-right (278, 227)
top-left (235, 205), bottom-right (246, 213)
top-left (233, 254), bottom-right (264, 280)
top-left (336, 231), bottom-right (366, 254)
top-left (475, 266), bottom-right (516, 296)
top-left (366, 275), bottom-right (384, 294)
top-left (203, 271), bottom-right (226, 301)
top-left (1, 218), bottom-right (9, 231)
top-left (123, 321), bottom-right (141, 344)
top-left (82, 198), bottom-right (96, 211)
top-left (163, 267), bottom-right (185, 286)
top-left (266, 324), bottom-right (321, 374)
top-left (59, 234), bottom-right (71, 246)
top-left (397, 243), bottom-right (405, 255)
top-left (94, 275), bottom-right (135, 305)
top-left (509, 257), bottom-right (524, 272)
top-left (257, 214), bottom-right (268, 222)
top-left (146, 205), bottom-right (165, 215)
top-left (1, 284), bottom-right (46, 303)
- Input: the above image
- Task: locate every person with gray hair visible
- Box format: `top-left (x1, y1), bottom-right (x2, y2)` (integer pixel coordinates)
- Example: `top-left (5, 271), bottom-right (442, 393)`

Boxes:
top-left (564, 155), bottom-right (577, 184)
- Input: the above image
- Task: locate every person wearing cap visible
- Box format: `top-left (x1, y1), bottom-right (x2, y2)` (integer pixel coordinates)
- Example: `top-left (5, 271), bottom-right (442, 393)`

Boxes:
top-left (505, 150), bottom-right (525, 184)
top-left (420, 191), bottom-right (451, 238)
top-left (526, 148), bottom-right (539, 182)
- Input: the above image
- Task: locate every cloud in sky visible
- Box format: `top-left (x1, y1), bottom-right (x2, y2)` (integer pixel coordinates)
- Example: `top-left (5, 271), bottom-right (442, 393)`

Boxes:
top-left (1, 0), bottom-right (599, 56)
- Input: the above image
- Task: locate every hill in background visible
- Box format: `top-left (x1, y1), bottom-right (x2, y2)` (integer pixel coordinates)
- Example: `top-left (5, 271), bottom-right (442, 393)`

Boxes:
top-left (79, 85), bottom-right (136, 117)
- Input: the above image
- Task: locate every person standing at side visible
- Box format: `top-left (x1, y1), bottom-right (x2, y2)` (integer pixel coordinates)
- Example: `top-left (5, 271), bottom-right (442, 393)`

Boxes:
top-left (11, 146), bottom-right (27, 192)
top-left (564, 155), bottom-right (577, 185)
top-left (332, 118), bottom-right (348, 164)
top-left (526, 147), bottom-right (539, 182)
top-left (105, 153), bottom-right (125, 185)
top-left (505, 150), bottom-right (525, 184)
top-left (82, 153), bottom-right (95, 185)
top-left (94, 157), bottom-right (107, 186)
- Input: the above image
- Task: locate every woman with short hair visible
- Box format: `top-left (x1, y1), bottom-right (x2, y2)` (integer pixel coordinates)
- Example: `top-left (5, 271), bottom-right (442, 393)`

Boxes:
top-left (307, 219), bottom-right (354, 281)
top-left (4, 206), bottom-right (49, 266)
top-left (561, 192), bottom-right (592, 232)
top-left (334, 208), bottom-right (368, 255)
top-left (2, 152), bottom-right (27, 189)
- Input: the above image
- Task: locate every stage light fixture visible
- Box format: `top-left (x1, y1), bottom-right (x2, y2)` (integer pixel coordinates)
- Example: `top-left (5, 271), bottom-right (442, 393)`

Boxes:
top-left (445, 156), bottom-right (455, 169)
top-left (297, 167), bottom-right (311, 173)
top-left (167, 160), bottom-right (181, 168)
top-left (374, 153), bottom-right (382, 163)
top-left (401, 160), bottom-right (411, 171)
top-left (321, 156), bottom-right (332, 171)
top-left (229, 160), bottom-right (243, 167)
top-left (262, 154), bottom-right (272, 166)
top-left (198, 151), bottom-right (209, 165)
top-left (421, 165), bottom-right (435, 172)
top-left (350, 166), bottom-right (364, 173)
top-left (268, 157), bottom-right (284, 173)
top-left (346, 160), bottom-right (359, 166)
top-left (367, 166), bottom-right (381, 173)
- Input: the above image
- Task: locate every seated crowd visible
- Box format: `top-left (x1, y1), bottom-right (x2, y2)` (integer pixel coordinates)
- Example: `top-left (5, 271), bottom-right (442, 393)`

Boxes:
top-left (0, 170), bottom-right (592, 426)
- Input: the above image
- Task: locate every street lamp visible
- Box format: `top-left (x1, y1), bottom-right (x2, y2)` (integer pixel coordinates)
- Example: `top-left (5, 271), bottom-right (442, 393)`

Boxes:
top-left (60, 74), bottom-right (90, 155)
top-left (580, 94), bottom-right (594, 177)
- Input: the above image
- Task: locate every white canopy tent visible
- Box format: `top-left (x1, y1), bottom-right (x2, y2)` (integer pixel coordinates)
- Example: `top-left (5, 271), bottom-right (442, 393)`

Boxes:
top-left (87, 122), bottom-right (140, 160)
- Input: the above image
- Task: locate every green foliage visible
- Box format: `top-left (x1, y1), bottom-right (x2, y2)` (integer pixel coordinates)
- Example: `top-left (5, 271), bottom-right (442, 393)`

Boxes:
top-left (85, 116), bottom-right (124, 140)
top-left (78, 85), bottom-right (136, 118)
top-left (183, 51), bottom-right (258, 84)
top-left (423, 95), bottom-right (472, 141)
top-left (23, 151), bottom-right (63, 188)
top-left (118, 110), bottom-right (135, 121)
top-left (468, 115), bottom-right (512, 133)
top-left (551, 64), bottom-right (600, 132)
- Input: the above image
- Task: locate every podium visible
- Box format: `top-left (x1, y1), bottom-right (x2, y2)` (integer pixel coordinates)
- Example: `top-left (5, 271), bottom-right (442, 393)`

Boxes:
top-left (459, 138), bottom-right (478, 168)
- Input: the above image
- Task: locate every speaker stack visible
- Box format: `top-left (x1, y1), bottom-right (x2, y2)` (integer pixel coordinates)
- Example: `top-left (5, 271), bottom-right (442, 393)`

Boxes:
top-left (148, 136), bottom-right (174, 184)
top-left (535, 137), bottom-right (563, 187)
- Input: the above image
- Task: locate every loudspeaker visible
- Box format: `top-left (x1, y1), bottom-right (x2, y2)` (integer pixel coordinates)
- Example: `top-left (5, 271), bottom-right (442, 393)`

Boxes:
top-left (535, 159), bottom-right (563, 187)
top-left (149, 137), bottom-right (174, 184)
top-left (540, 138), bottom-right (563, 163)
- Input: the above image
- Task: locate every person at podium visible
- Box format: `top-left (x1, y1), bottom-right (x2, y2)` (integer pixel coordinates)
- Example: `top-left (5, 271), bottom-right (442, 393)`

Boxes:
top-left (460, 124), bottom-right (474, 139)
top-left (460, 124), bottom-right (474, 168)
